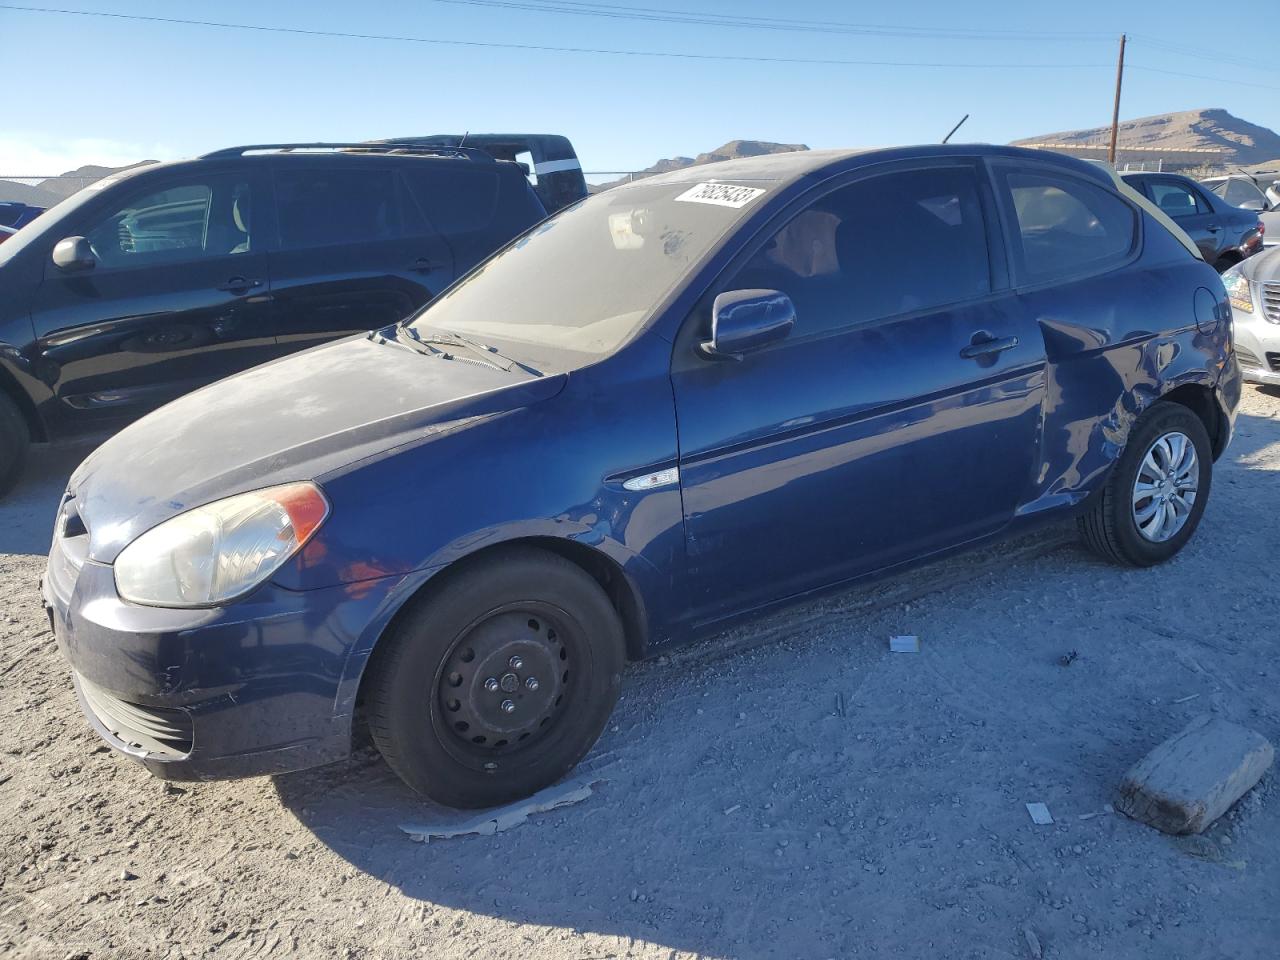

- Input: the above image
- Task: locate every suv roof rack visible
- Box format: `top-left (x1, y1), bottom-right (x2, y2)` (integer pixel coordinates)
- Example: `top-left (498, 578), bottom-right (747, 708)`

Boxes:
top-left (199, 142), bottom-right (495, 162)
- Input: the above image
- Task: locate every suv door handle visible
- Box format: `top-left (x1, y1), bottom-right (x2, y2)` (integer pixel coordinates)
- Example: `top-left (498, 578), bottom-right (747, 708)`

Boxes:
top-left (218, 276), bottom-right (264, 293)
top-left (1206, 224), bottom-right (1221, 233)
top-left (408, 258), bottom-right (440, 273)
top-left (960, 335), bottom-right (1018, 360)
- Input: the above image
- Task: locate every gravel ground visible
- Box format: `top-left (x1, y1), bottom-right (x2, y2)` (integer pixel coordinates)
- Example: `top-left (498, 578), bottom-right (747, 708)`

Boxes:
top-left (2, 387), bottom-right (1278, 960)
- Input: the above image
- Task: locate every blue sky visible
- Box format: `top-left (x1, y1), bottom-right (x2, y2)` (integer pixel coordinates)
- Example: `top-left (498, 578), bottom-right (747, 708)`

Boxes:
top-left (2, 0), bottom-right (1276, 181)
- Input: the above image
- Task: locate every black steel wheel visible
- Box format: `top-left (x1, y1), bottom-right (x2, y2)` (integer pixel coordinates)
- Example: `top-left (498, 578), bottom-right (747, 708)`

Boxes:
top-left (365, 546), bottom-right (624, 808)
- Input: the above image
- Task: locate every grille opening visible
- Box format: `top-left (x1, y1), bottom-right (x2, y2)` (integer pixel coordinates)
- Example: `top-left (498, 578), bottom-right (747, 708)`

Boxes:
top-left (1236, 346), bottom-right (1264, 369)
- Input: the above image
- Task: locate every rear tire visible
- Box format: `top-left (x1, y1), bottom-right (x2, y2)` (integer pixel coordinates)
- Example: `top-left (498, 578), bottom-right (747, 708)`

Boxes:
top-left (365, 546), bottom-right (625, 809)
top-left (1077, 403), bottom-right (1212, 567)
top-left (0, 392), bottom-right (30, 499)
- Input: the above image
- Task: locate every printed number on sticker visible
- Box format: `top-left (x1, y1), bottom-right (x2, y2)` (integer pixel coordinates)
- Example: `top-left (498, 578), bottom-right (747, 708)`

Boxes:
top-left (674, 182), bottom-right (766, 209)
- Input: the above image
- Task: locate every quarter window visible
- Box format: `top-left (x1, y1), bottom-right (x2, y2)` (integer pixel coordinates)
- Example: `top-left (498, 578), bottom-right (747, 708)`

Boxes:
top-left (1001, 171), bottom-right (1136, 281)
top-left (402, 165), bottom-right (502, 234)
top-left (274, 169), bottom-right (401, 249)
top-left (85, 181), bottom-right (252, 267)
top-left (726, 167), bottom-right (992, 337)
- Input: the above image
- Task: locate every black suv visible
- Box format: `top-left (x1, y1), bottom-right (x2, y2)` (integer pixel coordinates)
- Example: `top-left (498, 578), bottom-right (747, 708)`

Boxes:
top-left (1121, 171), bottom-right (1264, 271)
top-left (0, 142), bottom-right (556, 495)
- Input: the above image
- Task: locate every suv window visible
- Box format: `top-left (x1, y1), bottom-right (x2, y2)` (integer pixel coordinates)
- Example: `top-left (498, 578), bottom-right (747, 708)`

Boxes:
top-left (275, 168), bottom-right (401, 249)
top-left (85, 179), bottom-right (253, 267)
top-left (727, 166), bottom-right (991, 337)
top-left (1001, 171), bottom-right (1136, 281)
top-left (402, 165), bottom-right (502, 234)
top-left (1146, 180), bottom-right (1206, 219)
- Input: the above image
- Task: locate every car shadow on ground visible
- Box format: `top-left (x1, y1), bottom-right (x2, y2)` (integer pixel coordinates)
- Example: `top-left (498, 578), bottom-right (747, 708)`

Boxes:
top-left (0, 441), bottom-right (98, 556)
top-left (272, 400), bottom-right (1280, 959)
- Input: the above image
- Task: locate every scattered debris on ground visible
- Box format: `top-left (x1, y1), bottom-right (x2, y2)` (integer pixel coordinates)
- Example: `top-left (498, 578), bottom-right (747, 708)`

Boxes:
top-left (400, 777), bottom-right (604, 843)
top-left (1025, 802), bottom-right (1055, 825)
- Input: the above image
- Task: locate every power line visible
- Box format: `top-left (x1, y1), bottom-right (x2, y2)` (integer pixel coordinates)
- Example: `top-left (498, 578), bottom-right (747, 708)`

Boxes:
top-left (420, 0), bottom-right (1114, 41)
top-left (0, 5), bottom-right (1111, 69)
top-left (3, 4), bottom-right (1276, 92)
top-left (1127, 33), bottom-right (1278, 75)
top-left (1128, 64), bottom-right (1280, 92)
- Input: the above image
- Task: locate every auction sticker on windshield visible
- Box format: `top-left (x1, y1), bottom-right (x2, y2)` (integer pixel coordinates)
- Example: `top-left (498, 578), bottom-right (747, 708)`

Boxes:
top-left (675, 182), bottom-right (766, 208)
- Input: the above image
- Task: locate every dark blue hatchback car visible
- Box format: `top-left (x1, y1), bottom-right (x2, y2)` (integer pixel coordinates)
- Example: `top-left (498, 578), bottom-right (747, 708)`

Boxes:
top-left (47, 145), bottom-right (1241, 808)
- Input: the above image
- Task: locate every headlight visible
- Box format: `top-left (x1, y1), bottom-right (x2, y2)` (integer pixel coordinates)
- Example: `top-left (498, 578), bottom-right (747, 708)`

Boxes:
top-left (1222, 269), bottom-right (1254, 314)
top-left (114, 482), bottom-right (329, 607)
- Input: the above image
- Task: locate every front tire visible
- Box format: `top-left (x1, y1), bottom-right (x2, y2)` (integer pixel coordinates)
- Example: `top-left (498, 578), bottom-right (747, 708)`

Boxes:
top-left (0, 392), bottom-right (30, 499)
top-left (365, 547), bottom-right (625, 809)
top-left (1078, 403), bottom-right (1212, 566)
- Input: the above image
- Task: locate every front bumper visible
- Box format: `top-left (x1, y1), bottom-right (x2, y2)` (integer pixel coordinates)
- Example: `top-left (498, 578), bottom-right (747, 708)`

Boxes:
top-left (44, 538), bottom-right (406, 781)
top-left (1231, 303), bottom-right (1280, 386)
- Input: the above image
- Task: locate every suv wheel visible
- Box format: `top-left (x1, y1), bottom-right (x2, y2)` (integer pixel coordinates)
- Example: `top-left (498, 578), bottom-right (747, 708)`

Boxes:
top-left (365, 546), bottom-right (625, 809)
top-left (0, 392), bottom-right (30, 498)
top-left (1078, 403), bottom-right (1212, 566)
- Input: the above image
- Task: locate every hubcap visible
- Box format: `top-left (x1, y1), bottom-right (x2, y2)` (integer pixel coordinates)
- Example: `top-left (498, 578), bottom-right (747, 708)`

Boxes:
top-left (438, 610), bottom-right (569, 752)
top-left (1132, 430), bottom-right (1198, 543)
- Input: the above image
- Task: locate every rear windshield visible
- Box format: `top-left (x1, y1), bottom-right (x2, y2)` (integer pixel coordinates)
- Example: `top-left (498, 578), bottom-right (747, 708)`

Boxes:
top-left (408, 179), bottom-right (769, 357)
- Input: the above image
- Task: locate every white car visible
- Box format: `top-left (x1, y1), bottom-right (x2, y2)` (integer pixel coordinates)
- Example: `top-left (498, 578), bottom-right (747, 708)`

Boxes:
top-left (1224, 245), bottom-right (1280, 385)
top-left (1202, 174), bottom-right (1280, 247)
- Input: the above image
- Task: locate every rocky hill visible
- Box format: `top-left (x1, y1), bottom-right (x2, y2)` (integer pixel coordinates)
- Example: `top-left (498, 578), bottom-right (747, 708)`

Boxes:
top-left (1013, 108), bottom-right (1280, 168)
top-left (0, 162), bottom-right (150, 209)
top-left (591, 139), bottom-right (808, 191)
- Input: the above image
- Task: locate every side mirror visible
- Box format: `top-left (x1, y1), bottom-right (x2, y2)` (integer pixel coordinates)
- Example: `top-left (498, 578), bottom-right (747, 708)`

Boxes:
top-left (52, 236), bottom-right (96, 272)
top-left (702, 289), bottom-right (795, 360)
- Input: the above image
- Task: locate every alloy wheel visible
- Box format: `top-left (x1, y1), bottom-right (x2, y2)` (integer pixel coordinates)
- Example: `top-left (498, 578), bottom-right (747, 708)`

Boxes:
top-left (1131, 430), bottom-right (1198, 543)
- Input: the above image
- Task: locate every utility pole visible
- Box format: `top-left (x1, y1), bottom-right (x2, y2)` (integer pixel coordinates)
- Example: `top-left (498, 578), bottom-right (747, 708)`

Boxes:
top-left (1108, 34), bottom-right (1127, 166)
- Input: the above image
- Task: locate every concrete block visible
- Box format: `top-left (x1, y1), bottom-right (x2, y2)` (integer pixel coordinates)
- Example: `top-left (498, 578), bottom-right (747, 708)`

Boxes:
top-left (1116, 715), bottom-right (1274, 835)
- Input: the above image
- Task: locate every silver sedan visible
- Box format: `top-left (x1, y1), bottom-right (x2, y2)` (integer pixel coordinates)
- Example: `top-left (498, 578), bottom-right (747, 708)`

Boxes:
top-left (1224, 245), bottom-right (1280, 386)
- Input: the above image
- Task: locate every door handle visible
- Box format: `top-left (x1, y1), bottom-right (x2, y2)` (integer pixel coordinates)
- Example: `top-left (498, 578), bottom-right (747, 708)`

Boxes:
top-left (218, 276), bottom-right (264, 293)
top-left (1206, 224), bottom-right (1221, 233)
top-left (960, 335), bottom-right (1018, 360)
top-left (408, 258), bottom-right (440, 273)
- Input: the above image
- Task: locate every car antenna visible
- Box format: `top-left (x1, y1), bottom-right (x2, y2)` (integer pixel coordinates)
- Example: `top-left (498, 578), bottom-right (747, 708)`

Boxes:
top-left (458, 130), bottom-right (469, 149)
top-left (941, 114), bottom-right (969, 144)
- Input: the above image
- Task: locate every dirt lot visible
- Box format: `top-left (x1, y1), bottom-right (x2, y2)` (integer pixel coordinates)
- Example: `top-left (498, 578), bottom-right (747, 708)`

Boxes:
top-left (2, 387), bottom-right (1278, 960)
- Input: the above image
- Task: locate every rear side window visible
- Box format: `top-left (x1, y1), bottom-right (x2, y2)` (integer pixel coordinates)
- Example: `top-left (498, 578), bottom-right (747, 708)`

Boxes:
top-left (274, 168), bottom-right (401, 249)
top-left (726, 166), bottom-right (991, 337)
top-left (1146, 180), bottom-right (1206, 219)
top-left (1000, 170), bottom-right (1136, 282)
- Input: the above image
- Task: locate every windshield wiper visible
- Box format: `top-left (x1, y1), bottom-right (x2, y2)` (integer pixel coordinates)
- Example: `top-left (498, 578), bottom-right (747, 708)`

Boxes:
top-left (401, 326), bottom-right (540, 376)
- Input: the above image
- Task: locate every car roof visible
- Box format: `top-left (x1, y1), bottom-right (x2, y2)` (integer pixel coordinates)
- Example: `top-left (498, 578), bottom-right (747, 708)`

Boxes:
top-left (626, 144), bottom-right (1114, 192)
top-left (98, 146), bottom-right (516, 188)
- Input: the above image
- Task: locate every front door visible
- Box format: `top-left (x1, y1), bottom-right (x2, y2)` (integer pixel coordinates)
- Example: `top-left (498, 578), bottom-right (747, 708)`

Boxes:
top-left (670, 162), bottom-right (1046, 624)
top-left (29, 170), bottom-right (275, 428)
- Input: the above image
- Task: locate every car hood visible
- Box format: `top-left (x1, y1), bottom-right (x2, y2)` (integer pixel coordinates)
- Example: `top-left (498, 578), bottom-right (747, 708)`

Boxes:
top-left (70, 334), bottom-right (566, 563)
top-left (1237, 244), bottom-right (1280, 282)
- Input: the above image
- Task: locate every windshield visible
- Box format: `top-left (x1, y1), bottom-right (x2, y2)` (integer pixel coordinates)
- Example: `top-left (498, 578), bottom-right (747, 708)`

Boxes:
top-left (408, 179), bottom-right (771, 357)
